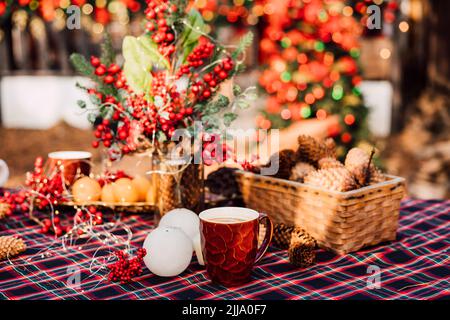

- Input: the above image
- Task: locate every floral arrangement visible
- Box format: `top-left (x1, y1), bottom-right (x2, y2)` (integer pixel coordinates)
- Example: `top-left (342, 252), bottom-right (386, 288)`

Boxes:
top-left (70, 0), bottom-right (254, 161)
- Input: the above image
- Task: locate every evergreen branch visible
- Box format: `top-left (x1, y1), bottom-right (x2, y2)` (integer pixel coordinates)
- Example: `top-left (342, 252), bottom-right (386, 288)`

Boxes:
top-left (101, 33), bottom-right (115, 66)
top-left (70, 53), bottom-right (95, 78)
top-left (231, 31), bottom-right (254, 60)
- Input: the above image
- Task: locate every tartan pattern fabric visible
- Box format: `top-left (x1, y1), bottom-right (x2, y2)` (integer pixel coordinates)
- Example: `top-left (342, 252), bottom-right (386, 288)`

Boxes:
top-left (0, 199), bottom-right (449, 300)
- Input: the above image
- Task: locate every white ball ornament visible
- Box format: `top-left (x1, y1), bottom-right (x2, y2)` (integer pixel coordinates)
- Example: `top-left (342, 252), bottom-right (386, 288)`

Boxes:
top-left (159, 208), bottom-right (200, 239)
top-left (143, 226), bottom-right (193, 277)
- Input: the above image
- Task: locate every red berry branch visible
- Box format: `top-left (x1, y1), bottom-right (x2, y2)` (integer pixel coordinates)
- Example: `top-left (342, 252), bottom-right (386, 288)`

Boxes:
top-left (108, 248), bottom-right (147, 283)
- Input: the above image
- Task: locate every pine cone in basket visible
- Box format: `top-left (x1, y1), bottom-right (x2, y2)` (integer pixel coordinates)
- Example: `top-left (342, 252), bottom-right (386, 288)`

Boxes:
top-left (296, 135), bottom-right (336, 165)
top-left (264, 149), bottom-right (297, 179)
top-left (304, 167), bottom-right (358, 192)
top-left (345, 148), bottom-right (386, 187)
top-left (205, 167), bottom-right (239, 198)
top-left (0, 236), bottom-right (26, 260)
top-left (289, 162), bottom-right (316, 183)
top-left (288, 229), bottom-right (317, 268)
top-left (318, 157), bottom-right (344, 170)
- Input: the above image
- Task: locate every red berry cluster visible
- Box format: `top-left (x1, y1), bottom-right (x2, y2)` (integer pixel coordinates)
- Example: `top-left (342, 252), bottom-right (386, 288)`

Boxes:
top-left (74, 206), bottom-right (103, 229)
top-left (40, 216), bottom-right (68, 236)
top-left (108, 248), bottom-right (146, 283)
top-left (0, 190), bottom-right (29, 216)
top-left (25, 157), bottom-right (67, 209)
top-left (144, 0), bottom-right (177, 57)
top-left (191, 57), bottom-right (234, 101)
top-left (92, 118), bottom-right (115, 149)
top-left (201, 134), bottom-right (232, 166)
top-left (176, 37), bottom-right (215, 78)
top-left (90, 56), bottom-right (127, 89)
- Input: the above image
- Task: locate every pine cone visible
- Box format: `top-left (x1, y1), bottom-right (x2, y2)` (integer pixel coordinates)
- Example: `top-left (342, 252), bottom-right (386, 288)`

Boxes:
top-left (345, 148), bottom-right (385, 186)
top-left (304, 168), bottom-right (358, 192)
top-left (272, 224), bottom-right (295, 249)
top-left (324, 138), bottom-right (337, 158)
top-left (370, 168), bottom-right (387, 185)
top-left (288, 228), bottom-right (317, 268)
top-left (318, 157), bottom-right (344, 170)
top-left (0, 236), bottom-right (26, 260)
top-left (265, 149), bottom-right (297, 179)
top-left (289, 162), bottom-right (316, 183)
top-left (206, 167), bottom-right (239, 198)
top-left (296, 135), bottom-right (336, 165)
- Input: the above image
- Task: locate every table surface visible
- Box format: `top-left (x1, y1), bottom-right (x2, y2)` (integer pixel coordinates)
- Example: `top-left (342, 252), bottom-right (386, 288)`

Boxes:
top-left (0, 198), bottom-right (449, 300)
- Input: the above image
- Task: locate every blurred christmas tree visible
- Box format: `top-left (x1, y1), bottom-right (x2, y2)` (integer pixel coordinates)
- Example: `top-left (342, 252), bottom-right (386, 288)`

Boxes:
top-left (258, 0), bottom-right (375, 156)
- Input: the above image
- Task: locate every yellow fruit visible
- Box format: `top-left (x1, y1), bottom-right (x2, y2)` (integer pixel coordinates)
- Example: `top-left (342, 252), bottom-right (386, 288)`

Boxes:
top-left (101, 184), bottom-right (116, 203)
top-left (131, 175), bottom-right (151, 202)
top-left (113, 178), bottom-right (139, 203)
top-left (72, 177), bottom-right (102, 202)
top-left (145, 186), bottom-right (158, 205)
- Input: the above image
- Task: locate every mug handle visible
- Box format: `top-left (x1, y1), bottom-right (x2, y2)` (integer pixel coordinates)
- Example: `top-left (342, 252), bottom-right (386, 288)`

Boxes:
top-left (255, 212), bottom-right (273, 263)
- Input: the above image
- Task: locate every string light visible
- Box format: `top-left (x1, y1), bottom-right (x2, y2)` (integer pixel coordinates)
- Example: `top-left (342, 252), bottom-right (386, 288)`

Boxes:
top-left (399, 21), bottom-right (409, 32)
top-left (380, 48), bottom-right (391, 59)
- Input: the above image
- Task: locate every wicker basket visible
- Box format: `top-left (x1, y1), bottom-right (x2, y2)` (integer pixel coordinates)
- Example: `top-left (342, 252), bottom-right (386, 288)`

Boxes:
top-left (235, 170), bottom-right (406, 254)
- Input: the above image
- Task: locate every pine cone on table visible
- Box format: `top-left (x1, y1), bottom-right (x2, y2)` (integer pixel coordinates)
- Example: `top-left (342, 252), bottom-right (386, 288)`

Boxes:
top-left (272, 224), bottom-right (295, 249)
top-left (304, 167), bottom-right (358, 192)
top-left (318, 157), bottom-right (344, 170)
top-left (288, 228), bottom-right (317, 268)
top-left (296, 135), bottom-right (336, 165)
top-left (289, 162), bottom-right (316, 183)
top-left (0, 236), bottom-right (26, 260)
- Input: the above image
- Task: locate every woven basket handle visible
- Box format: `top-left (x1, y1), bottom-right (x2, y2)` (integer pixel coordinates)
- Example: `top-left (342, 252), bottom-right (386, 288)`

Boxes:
top-left (255, 213), bottom-right (273, 263)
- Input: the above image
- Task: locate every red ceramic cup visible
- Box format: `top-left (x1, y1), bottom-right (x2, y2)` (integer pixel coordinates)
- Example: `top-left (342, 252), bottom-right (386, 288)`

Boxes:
top-left (48, 151), bottom-right (92, 185)
top-left (199, 207), bottom-right (273, 287)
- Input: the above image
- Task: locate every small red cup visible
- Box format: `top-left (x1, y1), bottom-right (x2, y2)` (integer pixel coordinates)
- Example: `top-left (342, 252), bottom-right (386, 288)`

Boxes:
top-left (48, 151), bottom-right (92, 185)
top-left (199, 207), bottom-right (273, 287)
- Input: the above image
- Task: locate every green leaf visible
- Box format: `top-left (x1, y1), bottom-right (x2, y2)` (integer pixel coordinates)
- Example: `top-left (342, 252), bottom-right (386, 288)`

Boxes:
top-left (180, 9), bottom-right (206, 61)
top-left (216, 94), bottom-right (230, 109)
top-left (87, 113), bottom-right (97, 123)
top-left (70, 53), bottom-right (94, 78)
top-left (137, 36), bottom-right (170, 69)
top-left (122, 35), bottom-right (170, 95)
top-left (231, 31), bottom-right (254, 60)
top-left (77, 100), bottom-right (87, 109)
top-left (123, 62), bottom-right (152, 96)
top-left (89, 94), bottom-right (101, 105)
top-left (233, 84), bottom-right (242, 96)
top-left (223, 112), bottom-right (238, 127)
top-left (237, 99), bottom-right (250, 109)
top-left (101, 33), bottom-right (115, 66)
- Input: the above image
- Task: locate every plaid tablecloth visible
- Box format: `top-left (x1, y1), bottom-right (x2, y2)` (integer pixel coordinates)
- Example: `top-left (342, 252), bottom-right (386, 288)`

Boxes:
top-left (0, 199), bottom-right (449, 300)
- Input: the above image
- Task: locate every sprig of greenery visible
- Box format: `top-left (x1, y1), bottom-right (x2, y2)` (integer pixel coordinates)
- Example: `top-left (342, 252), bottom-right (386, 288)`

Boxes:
top-left (70, 53), bottom-right (95, 79)
top-left (100, 33), bottom-right (115, 66)
top-left (231, 31), bottom-right (254, 60)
